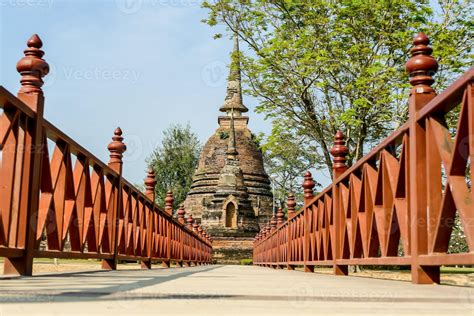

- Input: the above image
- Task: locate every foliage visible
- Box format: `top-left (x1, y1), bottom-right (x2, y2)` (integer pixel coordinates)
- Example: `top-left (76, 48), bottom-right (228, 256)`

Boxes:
top-left (257, 120), bottom-right (321, 207)
top-left (203, 0), bottom-right (473, 177)
top-left (445, 116), bottom-right (469, 254)
top-left (240, 258), bottom-right (253, 265)
top-left (203, 0), bottom-right (472, 251)
top-left (219, 131), bottom-right (229, 139)
top-left (448, 213), bottom-right (469, 254)
top-left (147, 124), bottom-right (201, 211)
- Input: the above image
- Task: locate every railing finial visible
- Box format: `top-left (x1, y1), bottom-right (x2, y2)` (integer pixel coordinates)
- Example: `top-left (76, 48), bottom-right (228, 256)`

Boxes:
top-left (144, 168), bottom-right (156, 199)
top-left (107, 127), bottom-right (126, 171)
top-left (193, 221), bottom-right (199, 233)
top-left (165, 190), bottom-right (174, 215)
top-left (287, 193), bottom-right (296, 219)
top-left (276, 207), bottom-right (285, 226)
top-left (330, 130), bottom-right (349, 178)
top-left (302, 171), bottom-right (315, 202)
top-left (17, 34), bottom-right (49, 95)
top-left (270, 215), bottom-right (277, 231)
top-left (406, 32), bottom-right (438, 91)
top-left (177, 204), bottom-right (186, 224)
top-left (186, 214), bottom-right (194, 229)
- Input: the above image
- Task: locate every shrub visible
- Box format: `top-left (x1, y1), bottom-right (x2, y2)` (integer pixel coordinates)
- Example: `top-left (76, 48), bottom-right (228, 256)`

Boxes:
top-left (240, 259), bottom-right (253, 265)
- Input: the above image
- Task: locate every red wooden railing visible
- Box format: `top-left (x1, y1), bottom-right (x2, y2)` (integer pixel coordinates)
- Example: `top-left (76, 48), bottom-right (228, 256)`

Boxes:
top-left (0, 35), bottom-right (212, 276)
top-left (253, 33), bottom-right (474, 284)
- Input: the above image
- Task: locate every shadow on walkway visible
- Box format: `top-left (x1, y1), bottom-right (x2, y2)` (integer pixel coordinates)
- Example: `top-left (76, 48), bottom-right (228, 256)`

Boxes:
top-left (0, 265), bottom-right (221, 304)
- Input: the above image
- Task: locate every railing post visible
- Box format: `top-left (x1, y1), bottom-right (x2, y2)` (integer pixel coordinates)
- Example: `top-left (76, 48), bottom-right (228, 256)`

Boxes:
top-left (187, 215), bottom-right (197, 266)
top-left (177, 204), bottom-right (186, 224)
top-left (3, 35), bottom-right (49, 276)
top-left (287, 193), bottom-right (296, 219)
top-left (141, 168), bottom-right (156, 269)
top-left (286, 193), bottom-right (295, 270)
top-left (406, 33), bottom-right (439, 284)
top-left (253, 232), bottom-right (258, 264)
top-left (276, 208), bottom-right (284, 268)
top-left (330, 131), bottom-right (349, 276)
top-left (208, 235), bottom-right (213, 265)
top-left (276, 208), bottom-right (285, 226)
top-left (270, 215), bottom-right (277, 232)
top-left (102, 128), bottom-right (126, 270)
top-left (302, 171), bottom-right (315, 205)
top-left (202, 230), bottom-right (209, 265)
top-left (262, 226), bottom-right (268, 265)
top-left (193, 221), bottom-right (199, 265)
top-left (165, 190), bottom-right (174, 215)
top-left (184, 218), bottom-right (192, 267)
top-left (162, 191), bottom-right (173, 268)
top-left (270, 215), bottom-right (277, 268)
top-left (177, 204), bottom-right (185, 267)
top-left (202, 231), bottom-right (207, 265)
top-left (254, 233), bottom-right (259, 264)
top-left (257, 233), bottom-right (261, 265)
top-left (186, 214), bottom-right (194, 229)
top-left (186, 213), bottom-right (195, 265)
top-left (302, 171), bottom-right (315, 272)
top-left (197, 225), bottom-right (203, 265)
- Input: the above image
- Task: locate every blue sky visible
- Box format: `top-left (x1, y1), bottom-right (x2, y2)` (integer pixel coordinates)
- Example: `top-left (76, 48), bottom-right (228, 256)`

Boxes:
top-left (0, 0), bottom-right (275, 185)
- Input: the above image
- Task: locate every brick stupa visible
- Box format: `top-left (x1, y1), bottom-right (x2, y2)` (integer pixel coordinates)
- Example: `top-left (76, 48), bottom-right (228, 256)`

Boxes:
top-left (183, 34), bottom-right (273, 263)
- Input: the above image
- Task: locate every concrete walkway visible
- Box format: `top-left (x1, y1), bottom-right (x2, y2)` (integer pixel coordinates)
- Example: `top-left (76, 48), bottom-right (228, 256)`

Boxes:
top-left (0, 265), bottom-right (472, 315)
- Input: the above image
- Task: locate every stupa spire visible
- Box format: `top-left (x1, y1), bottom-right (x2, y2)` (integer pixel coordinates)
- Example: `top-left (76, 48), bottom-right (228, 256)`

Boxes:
top-left (219, 31), bottom-right (249, 116)
top-left (226, 107), bottom-right (238, 159)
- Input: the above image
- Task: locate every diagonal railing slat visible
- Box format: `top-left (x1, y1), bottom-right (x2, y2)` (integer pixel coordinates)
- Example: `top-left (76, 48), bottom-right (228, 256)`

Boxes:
top-left (253, 33), bottom-right (474, 284)
top-left (0, 35), bottom-right (212, 276)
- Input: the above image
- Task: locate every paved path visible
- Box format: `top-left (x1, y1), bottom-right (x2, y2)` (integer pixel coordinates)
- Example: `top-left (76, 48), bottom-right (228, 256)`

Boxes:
top-left (0, 265), bottom-right (472, 315)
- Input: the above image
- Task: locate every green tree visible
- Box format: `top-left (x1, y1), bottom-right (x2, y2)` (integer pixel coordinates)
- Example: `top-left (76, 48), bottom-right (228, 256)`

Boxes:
top-left (147, 124), bottom-right (201, 211)
top-left (448, 214), bottom-right (469, 254)
top-left (204, 0), bottom-right (472, 253)
top-left (203, 0), bottom-right (473, 176)
top-left (258, 119), bottom-right (321, 208)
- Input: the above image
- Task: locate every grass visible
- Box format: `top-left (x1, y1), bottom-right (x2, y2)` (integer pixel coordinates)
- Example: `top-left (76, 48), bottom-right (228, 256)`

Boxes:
top-left (441, 267), bottom-right (474, 274)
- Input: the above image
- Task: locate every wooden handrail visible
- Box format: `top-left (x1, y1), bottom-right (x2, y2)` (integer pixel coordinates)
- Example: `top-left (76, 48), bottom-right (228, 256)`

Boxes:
top-left (253, 33), bottom-right (474, 284)
top-left (0, 86), bottom-right (36, 118)
top-left (0, 35), bottom-right (212, 276)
